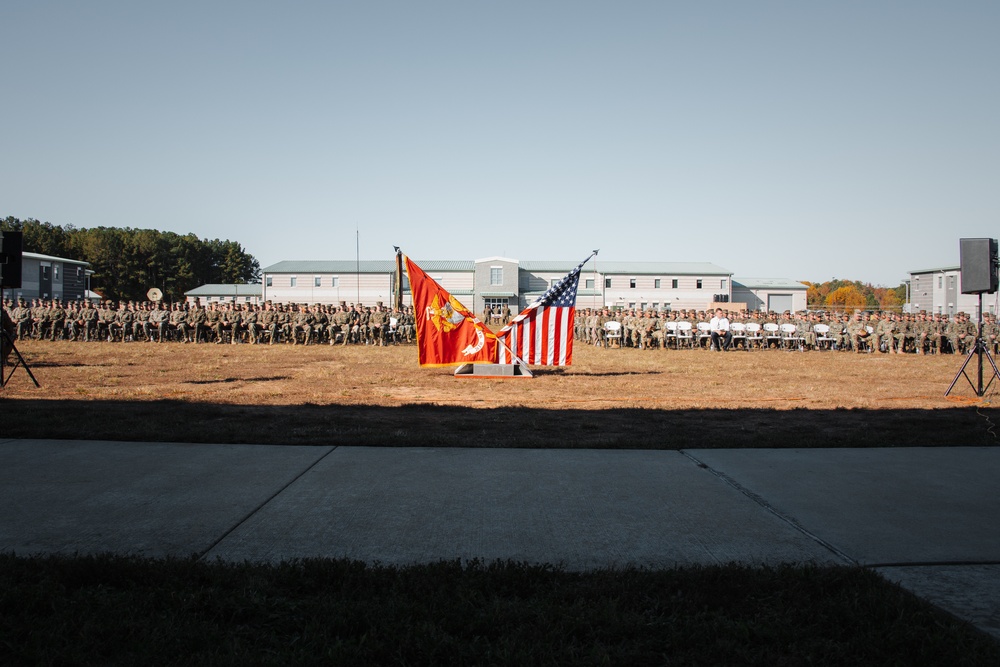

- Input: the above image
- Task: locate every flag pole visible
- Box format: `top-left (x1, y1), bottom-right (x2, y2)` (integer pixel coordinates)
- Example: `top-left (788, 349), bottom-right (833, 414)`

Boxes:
top-left (393, 246), bottom-right (403, 311)
top-left (496, 249), bottom-right (599, 370)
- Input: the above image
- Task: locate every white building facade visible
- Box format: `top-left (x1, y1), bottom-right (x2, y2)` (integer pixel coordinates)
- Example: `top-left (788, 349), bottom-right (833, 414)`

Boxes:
top-left (257, 258), bottom-right (743, 312)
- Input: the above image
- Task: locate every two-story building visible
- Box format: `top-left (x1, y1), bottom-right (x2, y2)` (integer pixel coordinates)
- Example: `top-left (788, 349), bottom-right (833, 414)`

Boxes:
top-left (4, 252), bottom-right (92, 302)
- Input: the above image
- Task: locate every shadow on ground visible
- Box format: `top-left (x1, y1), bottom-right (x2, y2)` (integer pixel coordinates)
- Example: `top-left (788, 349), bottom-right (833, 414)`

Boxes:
top-left (2, 398), bottom-right (997, 448)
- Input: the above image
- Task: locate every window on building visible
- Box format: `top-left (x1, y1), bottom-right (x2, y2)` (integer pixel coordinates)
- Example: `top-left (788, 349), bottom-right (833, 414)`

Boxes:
top-left (54, 266), bottom-right (59, 280)
top-left (331, 276), bottom-right (339, 287)
top-left (721, 279), bottom-right (727, 290)
top-left (629, 278), bottom-right (636, 289)
top-left (696, 279), bottom-right (703, 289)
top-left (266, 276), bottom-right (273, 287)
top-left (605, 278), bottom-right (612, 288)
top-left (654, 279), bottom-right (661, 288)
top-left (314, 276), bottom-right (322, 287)
top-left (671, 279), bottom-right (678, 289)
top-left (585, 278), bottom-right (594, 289)
top-left (490, 267), bottom-right (503, 285)
top-left (551, 278), bottom-right (560, 288)
top-left (938, 276), bottom-right (942, 288)
top-left (290, 276), bottom-right (297, 287)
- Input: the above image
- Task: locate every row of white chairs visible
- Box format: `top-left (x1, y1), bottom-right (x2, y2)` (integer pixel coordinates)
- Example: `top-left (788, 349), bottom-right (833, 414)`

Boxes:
top-left (601, 321), bottom-right (850, 350)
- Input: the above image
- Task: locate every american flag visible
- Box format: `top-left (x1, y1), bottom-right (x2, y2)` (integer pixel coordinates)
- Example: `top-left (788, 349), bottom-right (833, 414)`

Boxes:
top-left (497, 252), bottom-right (595, 366)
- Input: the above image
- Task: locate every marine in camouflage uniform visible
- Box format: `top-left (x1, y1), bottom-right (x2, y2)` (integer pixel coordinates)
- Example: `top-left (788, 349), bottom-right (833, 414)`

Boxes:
top-left (290, 304), bottom-right (314, 345)
top-left (148, 302), bottom-right (169, 342)
top-left (80, 301), bottom-right (98, 341)
top-left (947, 313), bottom-right (977, 355)
top-left (189, 303), bottom-right (209, 343)
top-left (369, 305), bottom-right (388, 346)
top-left (12, 298), bottom-right (32, 340)
top-left (847, 313), bottom-right (869, 353)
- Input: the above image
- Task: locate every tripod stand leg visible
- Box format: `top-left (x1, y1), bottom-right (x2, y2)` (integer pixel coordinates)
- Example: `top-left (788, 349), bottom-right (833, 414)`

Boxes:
top-left (945, 345), bottom-right (979, 396)
top-left (981, 345), bottom-right (1000, 396)
top-left (944, 338), bottom-right (1000, 398)
top-left (1, 329), bottom-right (40, 388)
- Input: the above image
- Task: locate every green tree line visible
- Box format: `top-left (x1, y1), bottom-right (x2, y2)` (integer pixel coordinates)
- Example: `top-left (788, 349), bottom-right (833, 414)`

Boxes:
top-left (2, 216), bottom-right (260, 303)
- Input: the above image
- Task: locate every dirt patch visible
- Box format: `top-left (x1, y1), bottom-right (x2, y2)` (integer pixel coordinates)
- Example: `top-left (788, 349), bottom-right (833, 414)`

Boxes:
top-left (2, 340), bottom-right (997, 447)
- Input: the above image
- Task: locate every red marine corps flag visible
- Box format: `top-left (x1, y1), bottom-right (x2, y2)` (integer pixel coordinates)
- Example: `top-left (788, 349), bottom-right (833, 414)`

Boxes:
top-left (497, 250), bottom-right (597, 366)
top-left (403, 254), bottom-right (499, 367)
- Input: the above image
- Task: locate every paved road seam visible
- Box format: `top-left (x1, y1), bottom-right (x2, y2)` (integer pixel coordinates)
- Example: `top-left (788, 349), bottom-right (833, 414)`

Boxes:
top-left (197, 445), bottom-right (338, 561)
top-left (680, 450), bottom-right (857, 566)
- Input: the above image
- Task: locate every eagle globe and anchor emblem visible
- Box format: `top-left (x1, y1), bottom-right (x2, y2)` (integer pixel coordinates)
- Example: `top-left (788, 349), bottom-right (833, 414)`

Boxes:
top-left (425, 293), bottom-right (485, 356)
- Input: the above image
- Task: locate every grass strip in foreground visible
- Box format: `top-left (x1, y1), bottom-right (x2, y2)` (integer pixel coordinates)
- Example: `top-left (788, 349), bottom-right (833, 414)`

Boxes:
top-left (1, 555), bottom-right (997, 665)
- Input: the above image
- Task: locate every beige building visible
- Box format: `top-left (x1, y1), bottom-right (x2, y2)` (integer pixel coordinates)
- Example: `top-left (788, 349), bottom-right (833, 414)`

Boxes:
top-left (189, 258), bottom-right (809, 314)
top-left (258, 257), bottom-right (737, 312)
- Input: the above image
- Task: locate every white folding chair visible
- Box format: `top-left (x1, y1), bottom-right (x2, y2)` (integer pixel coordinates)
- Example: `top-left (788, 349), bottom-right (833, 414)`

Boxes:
top-left (664, 321), bottom-right (678, 348)
top-left (696, 322), bottom-right (712, 349)
top-left (763, 322), bottom-right (782, 349)
top-left (744, 322), bottom-right (763, 349)
top-left (780, 323), bottom-right (804, 350)
top-left (603, 321), bottom-right (622, 348)
top-left (675, 321), bottom-right (694, 348)
top-left (729, 322), bottom-right (747, 350)
top-left (814, 323), bottom-right (836, 350)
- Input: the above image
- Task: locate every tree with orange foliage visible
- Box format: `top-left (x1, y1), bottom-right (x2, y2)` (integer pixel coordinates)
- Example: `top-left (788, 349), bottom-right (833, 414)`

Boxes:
top-left (825, 286), bottom-right (867, 312)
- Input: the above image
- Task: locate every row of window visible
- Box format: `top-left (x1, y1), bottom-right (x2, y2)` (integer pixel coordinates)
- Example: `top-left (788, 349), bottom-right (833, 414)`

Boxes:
top-left (266, 276), bottom-right (340, 288)
top-left (37, 265), bottom-right (86, 281)
top-left (267, 275), bottom-right (727, 291)
top-left (584, 278), bottom-right (727, 290)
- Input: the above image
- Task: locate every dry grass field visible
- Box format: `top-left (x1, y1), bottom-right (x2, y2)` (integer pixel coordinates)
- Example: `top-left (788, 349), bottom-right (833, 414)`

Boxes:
top-left (2, 340), bottom-right (997, 448)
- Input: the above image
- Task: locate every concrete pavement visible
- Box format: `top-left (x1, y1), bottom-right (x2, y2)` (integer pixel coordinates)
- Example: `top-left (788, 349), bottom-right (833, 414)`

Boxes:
top-left (1, 439), bottom-right (997, 639)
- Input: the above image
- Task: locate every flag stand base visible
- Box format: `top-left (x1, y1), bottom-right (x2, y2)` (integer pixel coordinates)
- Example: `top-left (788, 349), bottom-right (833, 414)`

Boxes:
top-left (454, 363), bottom-right (533, 378)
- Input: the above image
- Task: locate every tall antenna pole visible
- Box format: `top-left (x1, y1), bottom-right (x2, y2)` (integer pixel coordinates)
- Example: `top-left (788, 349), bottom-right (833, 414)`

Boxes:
top-left (356, 228), bottom-right (361, 304)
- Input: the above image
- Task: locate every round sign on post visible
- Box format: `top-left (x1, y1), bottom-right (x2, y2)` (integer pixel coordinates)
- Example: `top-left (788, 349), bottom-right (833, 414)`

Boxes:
top-left (147, 288), bottom-right (163, 302)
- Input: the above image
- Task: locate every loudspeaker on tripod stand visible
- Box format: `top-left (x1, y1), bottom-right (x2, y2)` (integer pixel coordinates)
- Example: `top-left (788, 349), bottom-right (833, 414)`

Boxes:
top-left (959, 237), bottom-right (998, 294)
top-left (0, 232), bottom-right (24, 289)
top-left (0, 231), bottom-right (24, 290)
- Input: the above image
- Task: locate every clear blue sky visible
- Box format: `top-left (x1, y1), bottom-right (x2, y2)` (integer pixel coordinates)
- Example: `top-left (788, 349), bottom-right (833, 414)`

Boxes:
top-left (3, 1), bottom-right (997, 286)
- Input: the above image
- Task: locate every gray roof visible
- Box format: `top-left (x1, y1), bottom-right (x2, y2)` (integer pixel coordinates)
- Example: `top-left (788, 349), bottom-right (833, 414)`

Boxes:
top-left (22, 251), bottom-right (90, 267)
top-left (732, 277), bottom-right (808, 290)
top-left (185, 283), bottom-right (263, 297)
top-left (908, 266), bottom-right (960, 275)
top-left (520, 260), bottom-right (730, 275)
top-left (262, 260), bottom-right (473, 273)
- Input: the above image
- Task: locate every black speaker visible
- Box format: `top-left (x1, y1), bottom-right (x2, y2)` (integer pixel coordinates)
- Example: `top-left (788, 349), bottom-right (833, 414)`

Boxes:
top-left (0, 231), bottom-right (23, 290)
top-left (960, 238), bottom-right (999, 294)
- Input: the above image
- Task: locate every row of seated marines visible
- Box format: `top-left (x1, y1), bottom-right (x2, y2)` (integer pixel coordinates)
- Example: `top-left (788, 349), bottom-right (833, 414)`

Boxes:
top-left (573, 308), bottom-right (996, 355)
top-left (4, 298), bottom-right (997, 355)
top-left (1, 298), bottom-right (419, 346)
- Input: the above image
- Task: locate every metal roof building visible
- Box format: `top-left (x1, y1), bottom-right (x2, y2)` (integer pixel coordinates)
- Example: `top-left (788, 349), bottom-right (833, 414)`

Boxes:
top-left (732, 277), bottom-right (808, 313)
top-left (258, 257), bottom-right (739, 312)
